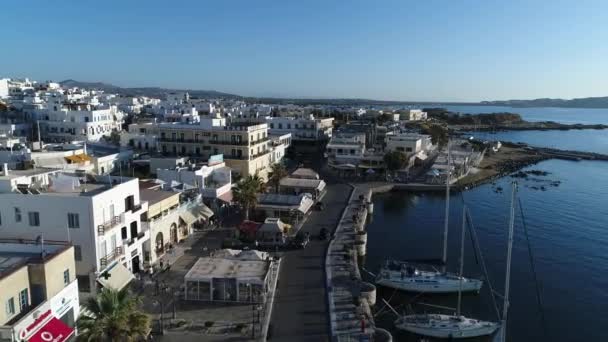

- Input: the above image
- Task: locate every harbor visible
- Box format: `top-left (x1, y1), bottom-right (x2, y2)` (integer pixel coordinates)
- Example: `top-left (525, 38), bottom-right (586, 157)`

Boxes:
top-left (360, 157), bottom-right (608, 342)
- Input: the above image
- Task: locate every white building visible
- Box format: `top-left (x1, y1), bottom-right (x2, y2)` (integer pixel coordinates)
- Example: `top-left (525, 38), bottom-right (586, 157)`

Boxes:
top-left (402, 109), bottom-right (428, 121)
top-left (36, 100), bottom-right (123, 142)
top-left (156, 159), bottom-right (232, 203)
top-left (385, 133), bottom-right (433, 154)
top-left (265, 115), bottom-right (333, 143)
top-left (0, 169), bottom-right (149, 296)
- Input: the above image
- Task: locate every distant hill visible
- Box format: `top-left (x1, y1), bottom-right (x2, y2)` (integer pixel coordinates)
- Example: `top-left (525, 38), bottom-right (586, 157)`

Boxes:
top-left (481, 97), bottom-right (608, 108)
top-left (59, 79), bottom-right (239, 99)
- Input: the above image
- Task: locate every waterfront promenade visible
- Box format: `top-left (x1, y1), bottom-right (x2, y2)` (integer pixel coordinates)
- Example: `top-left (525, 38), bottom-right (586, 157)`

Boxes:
top-left (270, 183), bottom-right (351, 341)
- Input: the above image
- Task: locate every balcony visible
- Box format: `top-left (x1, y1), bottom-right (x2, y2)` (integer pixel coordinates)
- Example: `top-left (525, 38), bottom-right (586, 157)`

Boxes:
top-left (97, 216), bottom-right (122, 236)
top-left (208, 139), bottom-right (248, 146)
top-left (99, 246), bottom-right (123, 269)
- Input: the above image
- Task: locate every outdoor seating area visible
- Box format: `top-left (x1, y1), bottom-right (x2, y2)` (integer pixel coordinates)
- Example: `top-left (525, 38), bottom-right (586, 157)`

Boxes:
top-left (184, 249), bottom-right (274, 303)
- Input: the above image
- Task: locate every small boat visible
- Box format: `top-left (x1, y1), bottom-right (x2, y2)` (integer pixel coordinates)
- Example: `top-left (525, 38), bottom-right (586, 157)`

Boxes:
top-left (375, 262), bottom-right (483, 294)
top-left (395, 314), bottom-right (498, 339)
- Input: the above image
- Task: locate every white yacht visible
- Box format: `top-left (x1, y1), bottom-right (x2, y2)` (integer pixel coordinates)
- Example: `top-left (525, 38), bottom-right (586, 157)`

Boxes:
top-left (376, 142), bottom-right (483, 294)
top-left (375, 261), bottom-right (483, 293)
top-left (395, 314), bottom-right (498, 339)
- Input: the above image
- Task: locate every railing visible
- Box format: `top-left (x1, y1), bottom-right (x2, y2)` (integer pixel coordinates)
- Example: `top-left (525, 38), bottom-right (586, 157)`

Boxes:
top-left (130, 203), bottom-right (142, 213)
top-left (99, 246), bottom-right (123, 269)
top-left (251, 150), bottom-right (271, 159)
top-left (208, 139), bottom-right (249, 146)
top-left (97, 216), bottom-right (122, 236)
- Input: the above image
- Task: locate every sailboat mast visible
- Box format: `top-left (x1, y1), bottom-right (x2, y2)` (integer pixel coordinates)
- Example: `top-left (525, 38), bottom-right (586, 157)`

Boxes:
top-left (501, 182), bottom-right (518, 341)
top-left (457, 204), bottom-right (466, 316)
top-left (442, 140), bottom-right (451, 270)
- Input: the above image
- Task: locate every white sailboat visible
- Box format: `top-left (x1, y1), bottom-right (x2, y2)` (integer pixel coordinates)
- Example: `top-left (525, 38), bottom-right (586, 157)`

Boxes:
top-left (376, 142), bottom-right (484, 294)
top-left (394, 205), bottom-right (499, 339)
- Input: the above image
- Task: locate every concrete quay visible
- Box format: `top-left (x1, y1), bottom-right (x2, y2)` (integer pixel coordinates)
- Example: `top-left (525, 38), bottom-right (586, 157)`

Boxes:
top-left (325, 185), bottom-right (392, 342)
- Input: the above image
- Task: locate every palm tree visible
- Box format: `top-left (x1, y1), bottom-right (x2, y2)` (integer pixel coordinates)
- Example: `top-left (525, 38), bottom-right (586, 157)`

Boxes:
top-left (77, 288), bottom-right (150, 342)
top-left (233, 173), bottom-right (265, 220)
top-left (268, 163), bottom-right (288, 193)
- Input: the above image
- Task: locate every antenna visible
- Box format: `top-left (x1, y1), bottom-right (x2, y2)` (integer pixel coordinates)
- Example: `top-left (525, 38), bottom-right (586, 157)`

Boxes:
top-left (500, 182), bottom-right (518, 341)
top-left (456, 204), bottom-right (466, 317)
top-left (442, 140), bottom-right (451, 270)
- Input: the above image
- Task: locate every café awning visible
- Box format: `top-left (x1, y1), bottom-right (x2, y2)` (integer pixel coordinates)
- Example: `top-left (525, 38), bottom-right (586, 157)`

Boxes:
top-left (28, 317), bottom-right (75, 342)
top-left (97, 262), bottom-right (134, 291)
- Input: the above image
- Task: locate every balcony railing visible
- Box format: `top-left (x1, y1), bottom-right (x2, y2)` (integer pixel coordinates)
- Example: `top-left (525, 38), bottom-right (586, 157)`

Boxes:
top-left (99, 246), bottom-right (123, 269)
top-left (97, 216), bottom-right (122, 236)
top-left (130, 203), bottom-right (142, 213)
top-left (208, 139), bottom-right (248, 146)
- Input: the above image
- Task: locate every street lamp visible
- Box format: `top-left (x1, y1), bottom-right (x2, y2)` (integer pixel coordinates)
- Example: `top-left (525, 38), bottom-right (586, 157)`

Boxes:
top-left (152, 299), bottom-right (165, 335)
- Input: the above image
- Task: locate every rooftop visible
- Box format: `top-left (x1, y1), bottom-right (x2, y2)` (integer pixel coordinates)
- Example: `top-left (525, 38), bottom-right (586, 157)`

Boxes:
top-left (140, 188), bottom-right (178, 205)
top-left (279, 177), bottom-right (326, 190)
top-left (291, 168), bottom-right (319, 180)
top-left (184, 251), bottom-right (270, 284)
top-left (0, 238), bottom-right (71, 280)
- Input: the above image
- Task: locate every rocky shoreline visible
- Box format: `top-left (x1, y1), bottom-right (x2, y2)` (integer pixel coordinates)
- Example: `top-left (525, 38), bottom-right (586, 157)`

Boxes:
top-left (450, 122), bottom-right (608, 132)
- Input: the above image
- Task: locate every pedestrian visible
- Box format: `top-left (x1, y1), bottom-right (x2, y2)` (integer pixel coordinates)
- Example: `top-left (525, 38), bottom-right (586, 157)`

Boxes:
top-left (159, 259), bottom-right (164, 270)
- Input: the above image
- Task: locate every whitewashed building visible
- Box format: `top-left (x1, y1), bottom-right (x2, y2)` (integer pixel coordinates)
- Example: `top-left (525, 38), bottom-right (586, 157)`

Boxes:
top-left (0, 169), bottom-right (149, 296)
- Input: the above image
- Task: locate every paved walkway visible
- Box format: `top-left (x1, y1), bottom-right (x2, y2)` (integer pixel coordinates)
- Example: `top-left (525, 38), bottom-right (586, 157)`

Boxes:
top-left (269, 183), bottom-right (352, 342)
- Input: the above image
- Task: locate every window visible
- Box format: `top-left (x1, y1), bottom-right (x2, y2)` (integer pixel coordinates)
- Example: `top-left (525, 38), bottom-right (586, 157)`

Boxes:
top-left (28, 212), bottom-right (40, 226)
top-left (270, 123), bottom-right (274, 129)
top-left (63, 269), bottom-right (70, 285)
top-left (5, 297), bottom-right (15, 316)
top-left (171, 133), bottom-right (177, 140)
top-left (18, 289), bottom-right (28, 311)
top-left (67, 213), bottom-right (80, 228)
top-left (121, 227), bottom-right (128, 240)
top-left (74, 245), bottom-right (82, 261)
top-left (14, 208), bottom-right (21, 222)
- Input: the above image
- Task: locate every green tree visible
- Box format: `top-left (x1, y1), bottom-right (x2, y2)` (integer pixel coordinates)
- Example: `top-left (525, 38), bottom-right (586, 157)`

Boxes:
top-left (420, 123), bottom-right (449, 148)
top-left (384, 150), bottom-right (407, 175)
top-left (77, 288), bottom-right (150, 342)
top-left (268, 163), bottom-right (288, 193)
top-left (233, 173), bottom-right (265, 220)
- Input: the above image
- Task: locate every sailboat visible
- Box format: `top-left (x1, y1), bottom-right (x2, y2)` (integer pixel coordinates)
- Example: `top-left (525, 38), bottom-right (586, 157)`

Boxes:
top-left (394, 206), bottom-right (499, 338)
top-left (375, 142), bottom-right (484, 294)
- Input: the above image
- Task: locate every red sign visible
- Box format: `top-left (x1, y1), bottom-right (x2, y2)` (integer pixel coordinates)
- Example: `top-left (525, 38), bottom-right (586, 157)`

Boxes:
top-left (28, 317), bottom-right (74, 342)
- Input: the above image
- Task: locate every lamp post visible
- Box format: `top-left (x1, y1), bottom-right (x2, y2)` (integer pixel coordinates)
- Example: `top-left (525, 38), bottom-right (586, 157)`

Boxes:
top-left (152, 299), bottom-right (165, 335)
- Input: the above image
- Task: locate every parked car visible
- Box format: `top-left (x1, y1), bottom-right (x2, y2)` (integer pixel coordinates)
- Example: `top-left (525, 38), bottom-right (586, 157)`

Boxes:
top-left (289, 232), bottom-right (310, 249)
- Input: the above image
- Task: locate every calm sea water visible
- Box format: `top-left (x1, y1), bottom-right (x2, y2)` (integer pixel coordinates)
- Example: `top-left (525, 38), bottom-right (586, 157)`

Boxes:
top-left (465, 129), bottom-right (608, 154)
top-left (442, 105), bottom-right (608, 125)
top-left (365, 159), bottom-right (608, 342)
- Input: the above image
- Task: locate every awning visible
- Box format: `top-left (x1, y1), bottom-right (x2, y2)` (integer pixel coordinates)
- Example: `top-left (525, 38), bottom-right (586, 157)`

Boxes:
top-left (199, 204), bottom-right (214, 220)
top-left (97, 262), bottom-right (135, 291)
top-left (180, 209), bottom-right (198, 226)
top-left (28, 317), bottom-right (74, 342)
top-left (64, 154), bottom-right (92, 163)
top-left (217, 190), bottom-right (233, 204)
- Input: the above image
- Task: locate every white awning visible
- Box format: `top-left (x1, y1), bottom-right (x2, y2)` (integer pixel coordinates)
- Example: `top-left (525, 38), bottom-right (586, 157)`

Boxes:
top-left (199, 204), bottom-right (214, 220)
top-left (97, 262), bottom-right (135, 291)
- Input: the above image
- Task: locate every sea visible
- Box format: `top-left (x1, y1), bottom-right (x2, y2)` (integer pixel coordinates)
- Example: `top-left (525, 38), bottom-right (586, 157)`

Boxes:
top-left (364, 108), bottom-right (608, 342)
top-left (443, 105), bottom-right (608, 125)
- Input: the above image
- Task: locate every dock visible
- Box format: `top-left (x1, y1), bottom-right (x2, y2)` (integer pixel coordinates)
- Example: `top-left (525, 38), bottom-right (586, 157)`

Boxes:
top-left (325, 185), bottom-right (392, 342)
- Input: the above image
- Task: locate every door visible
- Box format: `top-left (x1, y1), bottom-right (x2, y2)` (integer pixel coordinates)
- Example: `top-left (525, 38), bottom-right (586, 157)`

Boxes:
top-left (132, 256), bottom-right (141, 274)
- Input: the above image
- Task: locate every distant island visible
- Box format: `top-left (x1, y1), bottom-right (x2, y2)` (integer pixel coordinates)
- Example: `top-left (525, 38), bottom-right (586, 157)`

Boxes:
top-left (423, 108), bottom-right (608, 131)
top-left (59, 79), bottom-right (239, 99)
top-left (60, 79), bottom-right (608, 109)
top-left (480, 96), bottom-right (608, 109)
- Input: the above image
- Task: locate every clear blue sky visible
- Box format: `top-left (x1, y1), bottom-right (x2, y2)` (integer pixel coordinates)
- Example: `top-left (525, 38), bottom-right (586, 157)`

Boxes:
top-left (2, 0), bottom-right (607, 101)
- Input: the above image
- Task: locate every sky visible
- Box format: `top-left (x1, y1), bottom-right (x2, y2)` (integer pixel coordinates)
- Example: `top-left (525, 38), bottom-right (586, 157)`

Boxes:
top-left (1, 0), bottom-right (607, 102)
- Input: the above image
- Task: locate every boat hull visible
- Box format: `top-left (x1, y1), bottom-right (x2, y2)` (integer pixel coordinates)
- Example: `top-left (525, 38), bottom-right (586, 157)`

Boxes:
top-left (396, 315), bottom-right (499, 339)
top-left (376, 275), bottom-right (483, 294)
